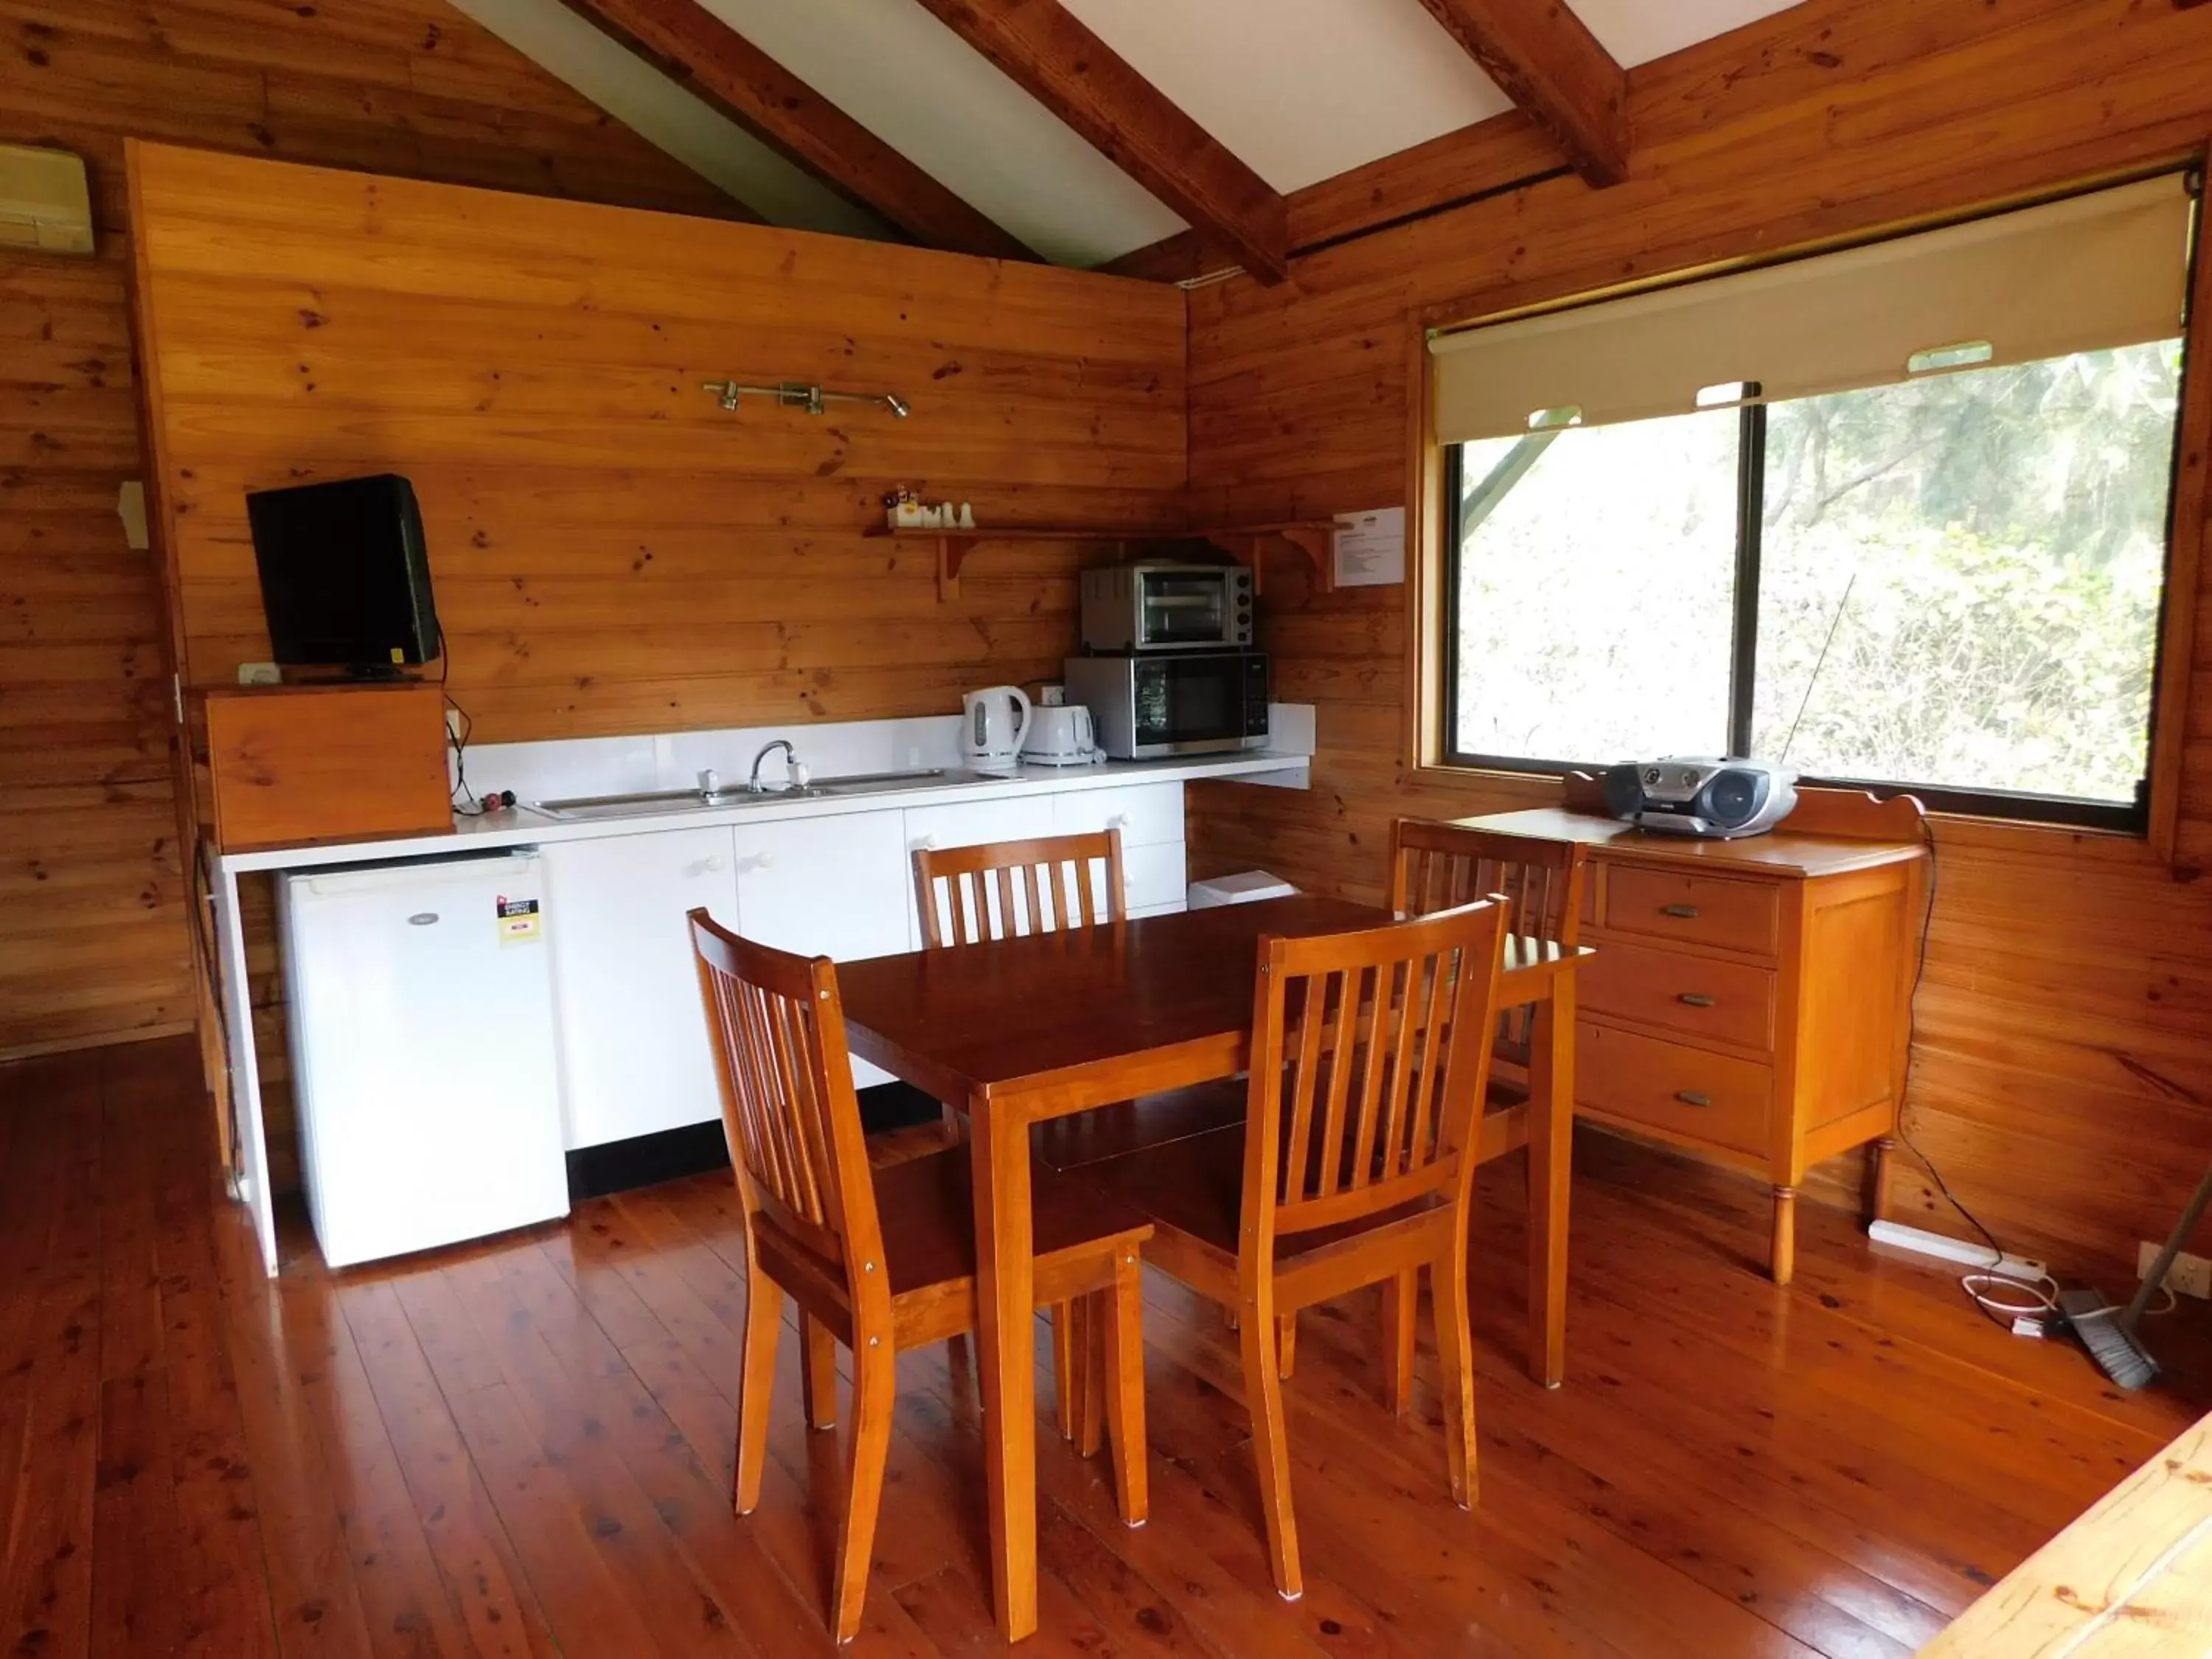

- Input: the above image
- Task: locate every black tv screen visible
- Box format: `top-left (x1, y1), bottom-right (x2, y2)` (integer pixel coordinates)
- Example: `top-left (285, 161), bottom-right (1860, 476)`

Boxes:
top-left (246, 473), bottom-right (438, 672)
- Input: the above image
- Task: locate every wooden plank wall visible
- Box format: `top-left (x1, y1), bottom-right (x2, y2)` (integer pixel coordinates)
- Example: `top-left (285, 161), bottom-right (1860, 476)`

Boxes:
top-left (131, 143), bottom-right (1184, 729)
top-left (1183, 0), bottom-right (2212, 1282)
top-left (128, 142), bottom-right (1185, 1186)
top-left (0, 0), bottom-right (740, 1058)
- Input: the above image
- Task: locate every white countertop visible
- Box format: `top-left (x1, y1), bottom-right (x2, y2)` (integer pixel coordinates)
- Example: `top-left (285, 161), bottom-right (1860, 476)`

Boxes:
top-left (215, 748), bottom-right (1311, 875)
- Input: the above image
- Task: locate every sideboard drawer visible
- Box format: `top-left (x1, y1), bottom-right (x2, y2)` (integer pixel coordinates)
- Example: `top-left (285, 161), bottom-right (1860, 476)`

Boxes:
top-left (1577, 1023), bottom-right (1771, 1156)
top-left (1579, 939), bottom-right (1776, 1053)
top-left (1604, 866), bottom-right (1780, 957)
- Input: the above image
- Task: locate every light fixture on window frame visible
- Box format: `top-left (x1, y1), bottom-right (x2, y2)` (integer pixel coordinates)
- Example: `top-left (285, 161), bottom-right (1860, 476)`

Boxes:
top-left (1695, 379), bottom-right (1761, 409)
top-left (1905, 341), bottom-right (1995, 375)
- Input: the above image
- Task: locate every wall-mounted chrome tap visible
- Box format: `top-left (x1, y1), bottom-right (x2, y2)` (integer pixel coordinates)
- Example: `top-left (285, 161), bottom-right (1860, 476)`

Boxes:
top-left (748, 740), bottom-right (808, 793)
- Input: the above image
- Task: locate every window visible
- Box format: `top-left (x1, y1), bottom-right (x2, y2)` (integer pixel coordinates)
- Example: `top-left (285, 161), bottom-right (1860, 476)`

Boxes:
top-left (1431, 176), bottom-right (2197, 830)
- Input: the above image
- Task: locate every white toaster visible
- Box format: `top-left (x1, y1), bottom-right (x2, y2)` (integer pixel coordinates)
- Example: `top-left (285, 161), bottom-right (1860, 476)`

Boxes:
top-left (1020, 704), bottom-right (1099, 766)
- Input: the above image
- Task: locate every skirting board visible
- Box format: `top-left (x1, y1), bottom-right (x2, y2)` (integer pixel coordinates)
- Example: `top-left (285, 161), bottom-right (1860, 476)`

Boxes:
top-left (1868, 1219), bottom-right (2048, 1283)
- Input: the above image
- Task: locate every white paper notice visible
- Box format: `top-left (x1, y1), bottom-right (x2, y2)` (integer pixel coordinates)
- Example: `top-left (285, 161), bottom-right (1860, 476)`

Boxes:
top-left (1332, 507), bottom-right (1406, 588)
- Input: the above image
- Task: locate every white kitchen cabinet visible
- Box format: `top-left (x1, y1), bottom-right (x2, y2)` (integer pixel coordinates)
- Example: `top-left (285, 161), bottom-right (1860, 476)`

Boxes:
top-left (1121, 839), bottom-right (1189, 915)
top-left (1057, 782), bottom-right (1187, 919)
top-left (729, 810), bottom-right (909, 1088)
top-left (1052, 781), bottom-right (1184, 849)
top-left (543, 826), bottom-right (738, 1150)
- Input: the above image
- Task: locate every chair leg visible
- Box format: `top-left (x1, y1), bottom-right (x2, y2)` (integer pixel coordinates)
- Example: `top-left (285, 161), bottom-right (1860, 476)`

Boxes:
top-left (831, 1340), bottom-right (897, 1643)
top-left (801, 1314), bottom-right (838, 1431)
top-left (1431, 1244), bottom-right (1478, 1509)
top-left (1051, 1301), bottom-right (1077, 1441)
top-left (1381, 1267), bottom-right (1418, 1420)
top-left (1237, 1295), bottom-right (1303, 1600)
top-left (735, 1268), bottom-right (782, 1515)
top-left (1101, 1253), bottom-right (1149, 1526)
top-left (1276, 1312), bottom-right (1297, 1380)
top-left (1082, 1294), bottom-right (1111, 1459)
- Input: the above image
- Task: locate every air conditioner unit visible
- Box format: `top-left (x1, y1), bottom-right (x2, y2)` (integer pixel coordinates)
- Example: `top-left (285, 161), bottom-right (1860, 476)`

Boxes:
top-left (0, 144), bottom-right (94, 255)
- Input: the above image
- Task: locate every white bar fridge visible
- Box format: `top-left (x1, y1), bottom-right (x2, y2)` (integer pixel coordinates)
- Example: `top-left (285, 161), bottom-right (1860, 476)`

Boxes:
top-left (280, 848), bottom-right (568, 1269)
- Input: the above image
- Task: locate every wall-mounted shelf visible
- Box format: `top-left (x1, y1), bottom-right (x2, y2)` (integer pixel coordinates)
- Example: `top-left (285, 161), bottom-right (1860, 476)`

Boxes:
top-left (864, 524), bottom-right (1176, 599)
top-left (864, 518), bottom-right (1336, 600)
top-left (1192, 521), bottom-right (1335, 596)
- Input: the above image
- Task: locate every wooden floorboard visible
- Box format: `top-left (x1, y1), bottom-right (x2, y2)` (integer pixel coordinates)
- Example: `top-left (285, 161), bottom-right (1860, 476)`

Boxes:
top-left (3, 1036), bottom-right (2207, 1657)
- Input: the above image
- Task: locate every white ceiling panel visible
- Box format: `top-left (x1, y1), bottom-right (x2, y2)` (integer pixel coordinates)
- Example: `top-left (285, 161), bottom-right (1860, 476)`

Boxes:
top-left (694, 0), bottom-right (1187, 267)
top-left (465, 0), bottom-right (1820, 266)
top-left (445, 0), bottom-right (893, 239)
top-left (1058, 0), bottom-right (1512, 195)
top-left (1568, 0), bottom-right (1809, 68)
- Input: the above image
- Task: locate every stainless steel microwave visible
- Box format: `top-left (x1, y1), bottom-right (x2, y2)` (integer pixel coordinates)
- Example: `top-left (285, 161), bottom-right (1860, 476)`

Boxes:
top-left (1062, 651), bottom-right (1268, 759)
top-left (1079, 562), bottom-right (1253, 652)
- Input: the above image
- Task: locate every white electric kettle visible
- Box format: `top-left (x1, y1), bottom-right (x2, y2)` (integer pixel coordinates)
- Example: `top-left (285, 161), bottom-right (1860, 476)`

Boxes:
top-left (961, 684), bottom-right (1032, 769)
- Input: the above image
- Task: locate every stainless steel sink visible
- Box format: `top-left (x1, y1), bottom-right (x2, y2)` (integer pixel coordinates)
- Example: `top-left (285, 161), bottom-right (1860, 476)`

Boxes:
top-left (808, 768), bottom-right (1001, 796)
top-left (525, 767), bottom-right (1001, 823)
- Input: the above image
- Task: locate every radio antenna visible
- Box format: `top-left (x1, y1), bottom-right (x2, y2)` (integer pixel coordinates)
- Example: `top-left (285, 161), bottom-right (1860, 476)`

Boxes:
top-left (1779, 572), bottom-right (1857, 763)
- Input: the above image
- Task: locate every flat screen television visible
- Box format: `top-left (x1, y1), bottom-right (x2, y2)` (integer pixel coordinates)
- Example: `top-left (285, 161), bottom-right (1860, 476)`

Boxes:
top-left (246, 473), bottom-right (439, 675)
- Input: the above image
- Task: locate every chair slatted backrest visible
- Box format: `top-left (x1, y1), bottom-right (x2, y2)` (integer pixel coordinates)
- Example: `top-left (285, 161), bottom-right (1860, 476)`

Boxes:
top-left (913, 829), bottom-right (1126, 950)
top-left (1388, 819), bottom-right (1588, 1065)
top-left (689, 908), bottom-right (883, 1290)
top-left (1243, 901), bottom-right (1509, 1252)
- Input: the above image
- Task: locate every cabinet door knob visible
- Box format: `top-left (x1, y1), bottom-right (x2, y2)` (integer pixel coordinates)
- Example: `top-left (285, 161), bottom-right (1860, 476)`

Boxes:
top-left (1107, 813), bottom-right (1133, 830)
top-left (915, 835), bottom-right (939, 852)
top-left (1660, 903), bottom-right (1700, 919)
top-left (701, 855), bottom-right (726, 873)
top-left (1677, 992), bottom-right (1717, 1008)
top-left (755, 851), bottom-right (776, 870)
top-left (1674, 1089), bottom-right (1713, 1107)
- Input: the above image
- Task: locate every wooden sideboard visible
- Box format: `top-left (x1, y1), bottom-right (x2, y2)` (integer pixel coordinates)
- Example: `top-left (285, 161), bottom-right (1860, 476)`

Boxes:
top-left (1458, 788), bottom-right (1928, 1283)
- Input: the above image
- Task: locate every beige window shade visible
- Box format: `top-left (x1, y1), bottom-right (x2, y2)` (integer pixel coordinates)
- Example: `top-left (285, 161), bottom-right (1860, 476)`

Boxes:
top-left (1430, 175), bottom-right (2194, 445)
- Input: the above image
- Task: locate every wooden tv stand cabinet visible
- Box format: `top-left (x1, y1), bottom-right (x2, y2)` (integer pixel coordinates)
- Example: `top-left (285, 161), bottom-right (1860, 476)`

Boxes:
top-left (1457, 787), bottom-right (1928, 1284)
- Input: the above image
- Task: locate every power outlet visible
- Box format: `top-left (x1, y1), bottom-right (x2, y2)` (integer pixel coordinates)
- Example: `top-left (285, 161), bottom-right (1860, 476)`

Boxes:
top-left (2138, 1241), bottom-right (2212, 1299)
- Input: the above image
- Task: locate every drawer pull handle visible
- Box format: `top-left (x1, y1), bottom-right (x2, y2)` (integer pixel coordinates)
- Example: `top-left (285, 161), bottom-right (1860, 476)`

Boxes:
top-left (1677, 992), bottom-right (1717, 1008)
top-left (1674, 1090), bottom-right (1713, 1107)
top-left (1660, 903), bottom-right (1700, 919)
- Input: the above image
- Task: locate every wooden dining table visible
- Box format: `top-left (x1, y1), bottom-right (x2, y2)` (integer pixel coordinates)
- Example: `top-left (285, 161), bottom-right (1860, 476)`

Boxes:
top-left (836, 893), bottom-right (1586, 1640)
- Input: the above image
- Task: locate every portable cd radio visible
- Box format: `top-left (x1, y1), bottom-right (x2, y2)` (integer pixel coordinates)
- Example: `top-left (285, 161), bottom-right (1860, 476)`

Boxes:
top-left (1601, 758), bottom-right (1798, 839)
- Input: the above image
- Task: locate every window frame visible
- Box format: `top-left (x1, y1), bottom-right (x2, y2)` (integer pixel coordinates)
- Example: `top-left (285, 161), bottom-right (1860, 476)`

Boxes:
top-left (1437, 361), bottom-right (2185, 835)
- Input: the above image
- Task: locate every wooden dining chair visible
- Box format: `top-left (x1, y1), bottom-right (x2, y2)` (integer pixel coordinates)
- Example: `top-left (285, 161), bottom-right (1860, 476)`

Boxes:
top-left (688, 908), bottom-right (1153, 1642)
top-left (1083, 900), bottom-right (1511, 1599)
top-left (913, 826), bottom-right (1126, 948)
top-left (1382, 818), bottom-right (1588, 1403)
top-left (911, 829), bottom-right (1243, 1445)
top-left (1388, 818), bottom-right (1590, 1043)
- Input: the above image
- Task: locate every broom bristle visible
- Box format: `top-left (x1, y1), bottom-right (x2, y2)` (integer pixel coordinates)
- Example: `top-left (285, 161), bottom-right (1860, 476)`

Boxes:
top-left (2057, 1288), bottom-right (2160, 1390)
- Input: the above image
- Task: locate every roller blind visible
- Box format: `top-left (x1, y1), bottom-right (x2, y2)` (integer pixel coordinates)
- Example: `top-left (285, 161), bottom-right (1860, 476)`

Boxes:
top-left (1430, 175), bottom-right (2194, 445)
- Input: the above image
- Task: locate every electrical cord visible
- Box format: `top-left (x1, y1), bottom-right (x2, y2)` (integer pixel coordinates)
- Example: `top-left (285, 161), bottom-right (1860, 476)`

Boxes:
top-left (437, 624), bottom-right (492, 817)
top-left (1891, 822), bottom-right (2010, 1254)
top-left (1885, 821), bottom-right (2180, 1331)
top-left (1883, 823), bottom-right (2028, 1329)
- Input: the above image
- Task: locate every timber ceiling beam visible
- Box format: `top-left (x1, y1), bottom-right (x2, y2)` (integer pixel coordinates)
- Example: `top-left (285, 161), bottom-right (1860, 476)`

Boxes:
top-left (1415, 0), bottom-right (1630, 187)
top-left (911, 0), bottom-right (1290, 284)
top-left (563, 0), bottom-right (1034, 260)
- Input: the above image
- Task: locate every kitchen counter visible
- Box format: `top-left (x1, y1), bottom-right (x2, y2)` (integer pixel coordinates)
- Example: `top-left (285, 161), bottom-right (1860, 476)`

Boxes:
top-left (206, 723), bottom-right (1312, 1278)
top-left (215, 747), bottom-right (1311, 874)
